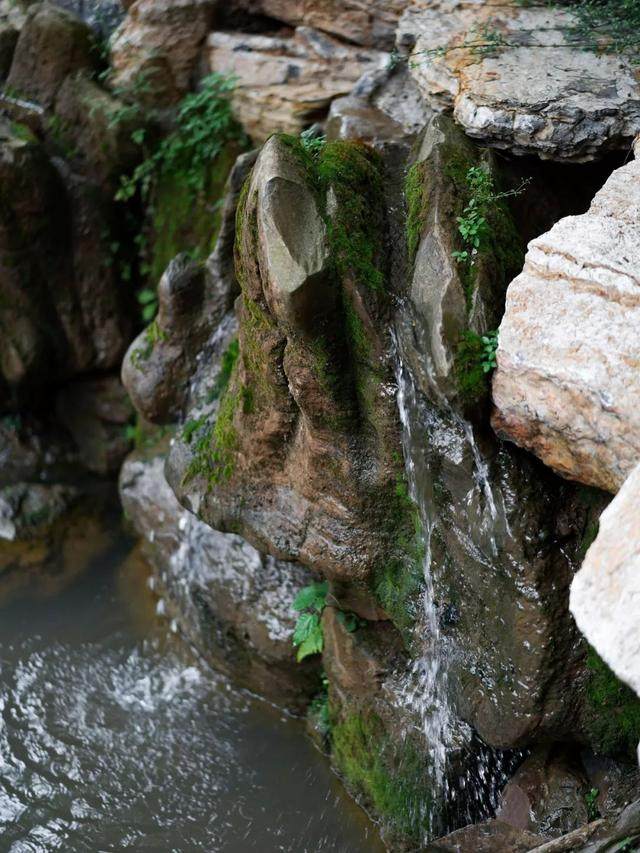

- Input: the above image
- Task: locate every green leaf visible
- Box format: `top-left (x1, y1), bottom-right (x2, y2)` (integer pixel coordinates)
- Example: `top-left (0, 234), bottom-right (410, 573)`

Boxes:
top-left (296, 623), bottom-right (324, 661)
top-left (137, 289), bottom-right (157, 305)
top-left (292, 581), bottom-right (328, 613)
top-left (292, 612), bottom-right (320, 647)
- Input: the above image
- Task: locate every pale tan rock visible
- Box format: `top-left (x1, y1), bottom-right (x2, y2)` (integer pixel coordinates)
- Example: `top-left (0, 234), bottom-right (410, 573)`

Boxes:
top-left (492, 154), bottom-right (640, 493)
top-left (398, 0), bottom-right (640, 161)
top-left (570, 463), bottom-right (640, 702)
top-left (207, 27), bottom-right (388, 141)
top-left (235, 0), bottom-right (408, 48)
top-left (110, 0), bottom-right (215, 102)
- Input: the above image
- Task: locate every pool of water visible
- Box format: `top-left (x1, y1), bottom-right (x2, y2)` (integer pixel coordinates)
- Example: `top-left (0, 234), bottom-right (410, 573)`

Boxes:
top-left (0, 536), bottom-right (384, 852)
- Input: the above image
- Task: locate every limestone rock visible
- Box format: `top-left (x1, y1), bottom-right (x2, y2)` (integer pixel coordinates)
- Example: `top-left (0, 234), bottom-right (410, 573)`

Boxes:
top-left (110, 0), bottom-right (215, 104)
top-left (235, 0), bottom-right (408, 49)
top-left (326, 64), bottom-right (431, 146)
top-left (492, 154), bottom-right (640, 493)
top-left (52, 72), bottom-right (141, 189)
top-left (207, 27), bottom-right (388, 142)
top-left (7, 3), bottom-right (97, 108)
top-left (394, 113), bottom-right (602, 749)
top-left (570, 463), bottom-right (640, 703)
top-left (398, 0), bottom-right (640, 161)
top-left (119, 448), bottom-right (319, 710)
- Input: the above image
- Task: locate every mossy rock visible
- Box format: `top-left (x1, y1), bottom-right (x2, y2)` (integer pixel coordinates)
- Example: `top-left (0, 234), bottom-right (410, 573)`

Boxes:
top-left (583, 647), bottom-right (640, 760)
top-left (331, 707), bottom-right (432, 846)
top-left (149, 141), bottom-right (241, 285)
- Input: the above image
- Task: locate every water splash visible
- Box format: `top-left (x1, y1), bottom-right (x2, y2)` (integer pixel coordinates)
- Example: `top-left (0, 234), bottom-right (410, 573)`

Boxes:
top-left (394, 354), bottom-right (454, 828)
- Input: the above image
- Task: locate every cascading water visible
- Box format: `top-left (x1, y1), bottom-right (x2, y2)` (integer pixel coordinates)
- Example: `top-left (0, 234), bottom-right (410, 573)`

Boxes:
top-left (392, 329), bottom-right (522, 840)
top-left (394, 353), bottom-right (454, 814)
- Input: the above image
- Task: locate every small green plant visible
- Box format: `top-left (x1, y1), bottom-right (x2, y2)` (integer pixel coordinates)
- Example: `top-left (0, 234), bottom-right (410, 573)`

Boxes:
top-left (137, 287), bottom-right (158, 323)
top-left (452, 166), bottom-right (528, 268)
top-left (292, 581), bottom-right (364, 662)
top-left (309, 672), bottom-right (331, 740)
top-left (480, 330), bottom-right (498, 372)
top-left (115, 73), bottom-right (245, 203)
top-left (584, 787), bottom-right (600, 821)
top-left (300, 127), bottom-right (326, 158)
top-left (455, 328), bottom-right (500, 402)
top-left (292, 581), bottom-right (328, 662)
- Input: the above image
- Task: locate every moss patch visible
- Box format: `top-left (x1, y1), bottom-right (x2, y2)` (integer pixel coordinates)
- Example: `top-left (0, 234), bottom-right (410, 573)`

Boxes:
top-left (331, 709), bottom-right (432, 844)
top-left (584, 646), bottom-right (640, 759)
top-left (373, 469), bottom-right (424, 646)
top-left (149, 142), bottom-right (238, 284)
top-left (405, 160), bottom-right (430, 263)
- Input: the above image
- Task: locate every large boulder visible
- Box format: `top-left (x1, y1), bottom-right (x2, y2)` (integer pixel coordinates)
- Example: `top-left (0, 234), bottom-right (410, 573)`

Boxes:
top-left (166, 134), bottom-right (413, 589)
top-left (570, 463), bottom-right (640, 705)
top-left (235, 0), bottom-right (408, 49)
top-left (110, 0), bottom-right (216, 104)
top-left (119, 446), bottom-right (320, 710)
top-left (397, 0), bottom-right (640, 162)
top-left (6, 2), bottom-right (97, 108)
top-left (492, 152), bottom-right (640, 494)
top-left (207, 27), bottom-right (388, 142)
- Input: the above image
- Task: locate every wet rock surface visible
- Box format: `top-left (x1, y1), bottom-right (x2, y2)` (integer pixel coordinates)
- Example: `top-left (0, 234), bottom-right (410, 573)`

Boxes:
top-left (0, 118), bottom-right (133, 403)
top-left (398, 0), bottom-right (640, 162)
top-left (7, 2), bottom-right (97, 108)
top-left (120, 447), bottom-right (319, 710)
top-left (493, 151), bottom-right (640, 493)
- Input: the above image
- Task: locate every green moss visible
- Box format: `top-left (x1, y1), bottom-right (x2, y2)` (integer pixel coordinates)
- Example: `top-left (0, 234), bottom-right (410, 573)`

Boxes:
top-left (149, 143), bottom-right (237, 284)
top-left (331, 710), bottom-right (431, 844)
top-left (454, 330), bottom-right (489, 405)
top-left (373, 474), bottom-right (424, 645)
top-left (405, 160), bottom-right (430, 263)
top-left (585, 647), bottom-right (640, 759)
top-left (316, 141), bottom-right (385, 293)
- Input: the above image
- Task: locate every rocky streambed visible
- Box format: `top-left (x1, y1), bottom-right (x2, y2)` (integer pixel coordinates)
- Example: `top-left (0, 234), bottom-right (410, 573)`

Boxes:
top-left (1, 0), bottom-right (640, 851)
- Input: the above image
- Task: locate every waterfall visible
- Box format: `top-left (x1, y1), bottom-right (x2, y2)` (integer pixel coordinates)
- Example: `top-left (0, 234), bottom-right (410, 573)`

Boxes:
top-left (392, 330), bottom-right (521, 839)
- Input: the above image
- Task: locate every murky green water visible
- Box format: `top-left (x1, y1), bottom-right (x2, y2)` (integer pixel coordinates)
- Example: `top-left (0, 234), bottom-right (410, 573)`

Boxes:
top-left (0, 537), bottom-right (384, 852)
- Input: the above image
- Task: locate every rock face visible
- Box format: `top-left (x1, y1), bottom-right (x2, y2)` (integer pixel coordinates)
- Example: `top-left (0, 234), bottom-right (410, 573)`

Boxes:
top-left (398, 0), bottom-right (640, 161)
top-left (235, 0), bottom-right (408, 48)
top-left (492, 153), bottom-right (640, 494)
top-left (122, 151), bottom-right (256, 424)
top-left (110, 0), bottom-right (216, 104)
top-left (7, 3), bottom-right (97, 108)
top-left (119, 448), bottom-right (320, 709)
top-left (392, 113), bottom-right (606, 751)
top-left (167, 134), bottom-right (412, 588)
top-left (570, 463), bottom-right (640, 704)
top-left (497, 747), bottom-right (589, 840)
top-left (207, 27), bottom-right (388, 141)
top-left (0, 119), bottom-right (133, 404)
